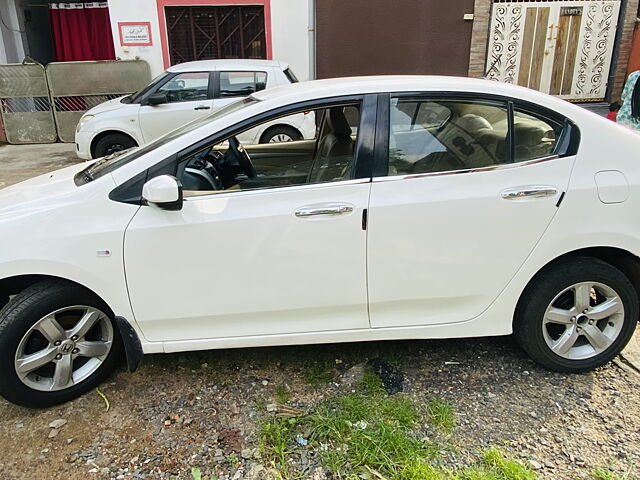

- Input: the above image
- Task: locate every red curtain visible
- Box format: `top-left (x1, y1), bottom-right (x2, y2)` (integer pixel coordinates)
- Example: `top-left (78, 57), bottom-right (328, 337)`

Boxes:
top-left (49, 2), bottom-right (116, 62)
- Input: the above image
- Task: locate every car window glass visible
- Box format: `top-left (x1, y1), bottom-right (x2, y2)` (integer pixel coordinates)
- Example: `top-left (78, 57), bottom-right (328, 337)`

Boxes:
top-left (388, 97), bottom-right (508, 175)
top-left (176, 104), bottom-right (361, 196)
top-left (157, 72), bottom-right (210, 103)
top-left (219, 71), bottom-right (268, 98)
top-left (513, 108), bottom-right (563, 162)
top-left (75, 97), bottom-right (259, 185)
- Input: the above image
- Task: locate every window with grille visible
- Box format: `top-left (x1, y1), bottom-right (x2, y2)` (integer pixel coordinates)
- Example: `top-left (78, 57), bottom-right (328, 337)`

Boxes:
top-left (165, 6), bottom-right (267, 65)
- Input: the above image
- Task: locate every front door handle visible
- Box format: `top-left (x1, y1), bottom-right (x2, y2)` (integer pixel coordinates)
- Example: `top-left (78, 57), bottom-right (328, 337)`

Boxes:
top-left (295, 204), bottom-right (354, 218)
top-left (194, 105), bottom-right (211, 110)
top-left (501, 186), bottom-right (558, 200)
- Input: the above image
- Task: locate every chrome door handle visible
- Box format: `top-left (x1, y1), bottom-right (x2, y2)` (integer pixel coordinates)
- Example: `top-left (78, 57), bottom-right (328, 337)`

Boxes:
top-left (194, 105), bottom-right (211, 110)
top-left (295, 204), bottom-right (354, 217)
top-left (501, 186), bottom-right (558, 200)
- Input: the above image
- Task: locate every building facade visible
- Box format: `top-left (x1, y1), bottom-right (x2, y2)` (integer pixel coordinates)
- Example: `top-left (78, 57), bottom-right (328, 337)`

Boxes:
top-left (0, 0), bottom-right (638, 100)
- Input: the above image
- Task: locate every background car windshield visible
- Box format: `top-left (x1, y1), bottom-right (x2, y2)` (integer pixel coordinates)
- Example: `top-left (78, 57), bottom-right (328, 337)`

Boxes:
top-left (75, 97), bottom-right (259, 185)
top-left (125, 72), bottom-right (171, 104)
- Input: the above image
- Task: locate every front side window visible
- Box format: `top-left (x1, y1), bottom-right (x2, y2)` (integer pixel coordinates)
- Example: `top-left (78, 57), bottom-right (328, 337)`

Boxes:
top-left (389, 97), bottom-right (509, 175)
top-left (176, 103), bottom-right (361, 195)
top-left (219, 71), bottom-right (268, 98)
top-left (157, 72), bottom-right (210, 103)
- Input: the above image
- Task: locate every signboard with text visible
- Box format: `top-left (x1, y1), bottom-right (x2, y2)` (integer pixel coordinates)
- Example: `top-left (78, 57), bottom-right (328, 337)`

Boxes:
top-left (118, 22), bottom-right (152, 46)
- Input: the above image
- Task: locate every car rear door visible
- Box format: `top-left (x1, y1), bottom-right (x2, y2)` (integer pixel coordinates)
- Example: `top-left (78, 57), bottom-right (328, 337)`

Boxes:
top-left (367, 94), bottom-right (578, 328)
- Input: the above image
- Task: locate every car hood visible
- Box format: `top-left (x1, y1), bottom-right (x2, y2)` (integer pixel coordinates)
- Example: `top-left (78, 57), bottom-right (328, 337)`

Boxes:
top-left (0, 162), bottom-right (97, 216)
top-left (85, 96), bottom-right (130, 116)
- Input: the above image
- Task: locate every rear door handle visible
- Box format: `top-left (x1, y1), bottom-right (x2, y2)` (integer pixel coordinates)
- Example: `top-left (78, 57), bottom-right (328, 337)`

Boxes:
top-left (501, 186), bottom-right (558, 200)
top-left (194, 105), bottom-right (211, 110)
top-left (295, 204), bottom-right (353, 218)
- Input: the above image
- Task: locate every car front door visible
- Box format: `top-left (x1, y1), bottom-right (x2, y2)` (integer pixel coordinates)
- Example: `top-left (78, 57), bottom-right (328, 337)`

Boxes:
top-left (138, 71), bottom-right (214, 143)
top-left (123, 97), bottom-right (376, 343)
top-left (367, 94), bottom-right (578, 328)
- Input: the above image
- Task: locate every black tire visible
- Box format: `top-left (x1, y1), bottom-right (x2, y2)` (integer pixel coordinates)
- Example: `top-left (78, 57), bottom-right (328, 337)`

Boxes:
top-left (0, 280), bottom-right (123, 408)
top-left (514, 257), bottom-right (638, 372)
top-left (93, 133), bottom-right (137, 158)
top-left (259, 125), bottom-right (302, 144)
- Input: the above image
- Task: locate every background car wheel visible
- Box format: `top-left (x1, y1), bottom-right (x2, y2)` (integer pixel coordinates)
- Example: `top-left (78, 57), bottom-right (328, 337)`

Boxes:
top-left (0, 280), bottom-right (123, 408)
top-left (93, 133), bottom-right (137, 158)
top-left (259, 126), bottom-right (302, 144)
top-left (514, 257), bottom-right (638, 372)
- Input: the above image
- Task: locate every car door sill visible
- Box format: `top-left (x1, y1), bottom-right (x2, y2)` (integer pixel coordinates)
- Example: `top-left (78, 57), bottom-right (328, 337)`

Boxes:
top-left (155, 318), bottom-right (510, 353)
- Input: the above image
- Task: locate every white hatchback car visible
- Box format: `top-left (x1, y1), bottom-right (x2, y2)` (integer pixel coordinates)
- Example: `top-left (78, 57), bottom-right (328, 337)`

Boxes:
top-left (2, 76), bottom-right (640, 407)
top-left (74, 59), bottom-right (315, 159)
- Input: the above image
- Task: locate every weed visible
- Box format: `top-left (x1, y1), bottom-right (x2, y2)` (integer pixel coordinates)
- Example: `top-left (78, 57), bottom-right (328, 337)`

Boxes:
top-left (275, 383), bottom-right (291, 404)
top-left (426, 398), bottom-right (456, 433)
top-left (226, 453), bottom-right (239, 469)
top-left (591, 466), bottom-right (634, 480)
top-left (302, 358), bottom-right (336, 386)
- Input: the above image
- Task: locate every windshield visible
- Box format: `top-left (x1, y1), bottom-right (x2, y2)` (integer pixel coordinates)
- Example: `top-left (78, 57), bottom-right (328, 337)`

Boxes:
top-left (75, 96), bottom-right (260, 185)
top-left (123, 71), bottom-right (171, 104)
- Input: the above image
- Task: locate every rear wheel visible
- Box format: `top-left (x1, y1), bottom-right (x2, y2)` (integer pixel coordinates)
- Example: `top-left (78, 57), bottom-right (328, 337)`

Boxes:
top-left (0, 281), bottom-right (122, 408)
top-left (514, 257), bottom-right (638, 372)
top-left (259, 126), bottom-right (302, 144)
top-left (93, 133), bottom-right (137, 158)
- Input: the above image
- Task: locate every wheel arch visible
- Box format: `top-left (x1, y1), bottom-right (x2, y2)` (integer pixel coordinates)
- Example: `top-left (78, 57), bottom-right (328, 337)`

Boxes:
top-left (0, 274), bottom-right (110, 312)
top-left (90, 130), bottom-right (139, 159)
top-left (514, 246), bottom-right (640, 326)
top-left (0, 274), bottom-right (143, 371)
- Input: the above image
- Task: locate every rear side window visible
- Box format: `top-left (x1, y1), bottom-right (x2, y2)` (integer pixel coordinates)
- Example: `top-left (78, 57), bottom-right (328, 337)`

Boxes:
top-left (513, 108), bottom-right (564, 162)
top-left (283, 68), bottom-right (299, 83)
top-left (389, 97), bottom-right (509, 175)
top-left (218, 71), bottom-right (267, 98)
top-left (387, 96), bottom-right (575, 176)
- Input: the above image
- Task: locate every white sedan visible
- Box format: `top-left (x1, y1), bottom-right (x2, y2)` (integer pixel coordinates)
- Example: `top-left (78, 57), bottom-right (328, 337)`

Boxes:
top-left (1, 76), bottom-right (639, 407)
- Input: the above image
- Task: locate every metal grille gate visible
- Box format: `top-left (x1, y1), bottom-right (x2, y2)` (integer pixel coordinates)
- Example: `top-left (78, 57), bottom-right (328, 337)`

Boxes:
top-left (166, 6), bottom-right (266, 65)
top-left (0, 63), bottom-right (57, 144)
top-left (0, 59), bottom-right (150, 144)
top-left (46, 60), bottom-right (151, 142)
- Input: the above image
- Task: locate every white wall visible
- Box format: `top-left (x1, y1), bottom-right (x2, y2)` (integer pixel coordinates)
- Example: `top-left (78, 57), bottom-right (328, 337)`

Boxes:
top-left (106, 0), bottom-right (311, 79)
top-left (0, 0), bottom-right (27, 64)
top-left (107, 0), bottom-right (165, 76)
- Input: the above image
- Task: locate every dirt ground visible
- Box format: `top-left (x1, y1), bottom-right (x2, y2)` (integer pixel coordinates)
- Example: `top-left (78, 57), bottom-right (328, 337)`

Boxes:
top-left (0, 142), bottom-right (639, 480)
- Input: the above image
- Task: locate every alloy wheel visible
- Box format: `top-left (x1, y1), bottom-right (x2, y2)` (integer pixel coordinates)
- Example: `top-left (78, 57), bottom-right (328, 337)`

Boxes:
top-left (542, 281), bottom-right (624, 360)
top-left (14, 306), bottom-right (114, 391)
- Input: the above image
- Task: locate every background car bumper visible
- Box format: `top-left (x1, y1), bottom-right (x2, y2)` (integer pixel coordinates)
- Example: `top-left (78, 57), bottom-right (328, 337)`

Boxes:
top-left (75, 130), bottom-right (93, 160)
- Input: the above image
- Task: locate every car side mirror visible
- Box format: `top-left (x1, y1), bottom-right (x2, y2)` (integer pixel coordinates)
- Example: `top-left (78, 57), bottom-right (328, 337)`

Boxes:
top-left (146, 92), bottom-right (168, 106)
top-left (142, 175), bottom-right (183, 210)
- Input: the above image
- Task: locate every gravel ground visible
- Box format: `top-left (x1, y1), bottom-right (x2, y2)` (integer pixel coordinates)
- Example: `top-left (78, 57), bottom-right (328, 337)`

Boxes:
top-left (0, 337), bottom-right (638, 480)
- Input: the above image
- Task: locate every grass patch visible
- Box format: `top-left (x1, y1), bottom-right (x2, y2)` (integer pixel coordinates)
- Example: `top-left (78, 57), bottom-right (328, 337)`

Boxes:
top-left (591, 466), bottom-right (635, 480)
top-left (302, 358), bottom-right (336, 386)
top-left (275, 383), bottom-right (291, 404)
top-left (426, 398), bottom-right (456, 433)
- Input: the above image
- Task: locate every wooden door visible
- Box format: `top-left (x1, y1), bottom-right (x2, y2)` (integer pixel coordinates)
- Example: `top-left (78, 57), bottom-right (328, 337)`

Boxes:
top-left (486, 1), bottom-right (621, 102)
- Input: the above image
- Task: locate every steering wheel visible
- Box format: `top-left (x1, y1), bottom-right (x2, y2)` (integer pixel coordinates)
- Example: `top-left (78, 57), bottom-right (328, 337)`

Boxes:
top-left (228, 136), bottom-right (256, 179)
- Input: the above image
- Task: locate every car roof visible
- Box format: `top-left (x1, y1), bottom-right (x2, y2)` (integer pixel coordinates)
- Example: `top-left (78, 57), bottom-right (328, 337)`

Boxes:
top-left (167, 59), bottom-right (287, 73)
top-left (251, 75), bottom-right (582, 117)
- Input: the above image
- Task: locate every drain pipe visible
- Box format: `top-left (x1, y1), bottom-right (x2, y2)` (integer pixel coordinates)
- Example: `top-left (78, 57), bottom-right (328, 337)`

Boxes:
top-left (308, 0), bottom-right (316, 80)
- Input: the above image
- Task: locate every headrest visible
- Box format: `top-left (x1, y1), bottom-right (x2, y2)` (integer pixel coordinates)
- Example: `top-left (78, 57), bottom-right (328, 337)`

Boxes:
top-left (457, 114), bottom-right (493, 132)
top-left (327, 107), bottom-right (352, 136)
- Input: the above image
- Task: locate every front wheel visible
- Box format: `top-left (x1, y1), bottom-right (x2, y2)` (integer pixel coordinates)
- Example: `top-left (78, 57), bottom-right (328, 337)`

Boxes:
top-left (93, 133), bottom-right (137, 158)
top-left (0, 281), bottom-right (122, 408)
top-left (514, 257), bottom-right (638, 372)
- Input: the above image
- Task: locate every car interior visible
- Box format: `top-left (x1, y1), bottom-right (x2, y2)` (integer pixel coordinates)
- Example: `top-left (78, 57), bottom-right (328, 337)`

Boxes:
top-left (178, 104), bottom-right (360, 195)
top-left (388, 99), bottom-right (561, 175)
